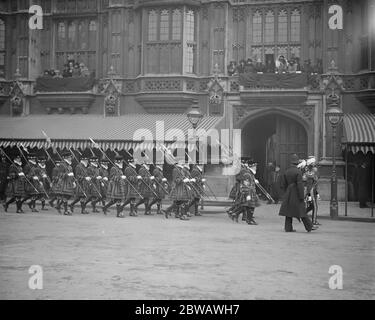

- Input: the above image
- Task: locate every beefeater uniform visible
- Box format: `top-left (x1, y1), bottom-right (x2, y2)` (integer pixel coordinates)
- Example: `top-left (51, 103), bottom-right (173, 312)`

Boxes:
top-left (227, 163), bottom-right (249, 218)
top-left (36, 156), bottom-right (50, 211)
top-left (49, 159), bottom-right (64, 211)
top-left (99, 160), bottom-right (109, 207)
top-left (59, 154), bottom-right (76, 215)
top-left (103, 155), bottom-right (127, 217)
top-left (69, 158), bottom-right (90, 214)
top-left (232, 168), bottom-right (259, 225)
top-left (4, 155), bottom-right (27, 213)
top-left (147, 164), bottom-right (169, 214)
top-left (134, 163), bottom-right (156, 215)
top-left (121, 161), bottom-right (141, 216)
top-left (0, 154), bottom-right (9, 203)
top-left (185, 165), bottom-right (204, 216)
top-left (83, 157), bottom-right (102, 213)
top-left (162, 164), bottom-right (191, 220)
top-left (23, 156), bottom-right (47, 212)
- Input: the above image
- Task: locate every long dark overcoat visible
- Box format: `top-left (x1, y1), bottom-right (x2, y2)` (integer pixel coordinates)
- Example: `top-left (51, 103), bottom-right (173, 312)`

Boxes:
top-left (279, 166), bottom-right (307, 218)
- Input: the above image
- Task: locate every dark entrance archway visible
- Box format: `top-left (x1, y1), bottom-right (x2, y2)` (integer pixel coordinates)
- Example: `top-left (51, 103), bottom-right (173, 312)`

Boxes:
top-left (241, 113), bottom-right (308, 186)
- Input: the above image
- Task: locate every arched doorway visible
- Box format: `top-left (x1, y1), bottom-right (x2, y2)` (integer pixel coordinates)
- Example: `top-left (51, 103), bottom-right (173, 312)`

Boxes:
top-left (241, 113), bottom-right (308, 185)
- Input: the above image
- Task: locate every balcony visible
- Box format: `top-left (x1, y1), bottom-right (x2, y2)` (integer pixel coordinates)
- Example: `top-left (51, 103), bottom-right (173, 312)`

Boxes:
top-left (34, 75), bottom-right (96, 114)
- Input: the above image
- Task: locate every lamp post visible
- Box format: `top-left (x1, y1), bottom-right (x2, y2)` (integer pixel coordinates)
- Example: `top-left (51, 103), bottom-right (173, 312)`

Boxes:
top-left (187, 102), bottom-right (203, 164)
top-left (325, 95), bottom-right (344, 219)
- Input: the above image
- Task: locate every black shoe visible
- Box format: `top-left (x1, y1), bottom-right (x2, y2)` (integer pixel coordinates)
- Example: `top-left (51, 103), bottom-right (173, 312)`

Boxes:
top-left (69, 204), bottom-right (74, 213)
top-left (17, 209), bottom-right (25, 214)
top-left (3, 203), bottom-right (8, 212)
top-left (247, 219), bottom-right (258, 225)
top-left (285, 229), bottom-right (296, 232)
top-left (308, 226), bottom-right (318, 232)
top-left (180, 215), bottom-right (189, 221)
top-left (195, 212), bottom-right (202, 216)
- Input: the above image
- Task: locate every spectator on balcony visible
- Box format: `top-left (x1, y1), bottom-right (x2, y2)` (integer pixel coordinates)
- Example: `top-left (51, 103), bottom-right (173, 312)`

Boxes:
top-left (302, 59), bottom-right (313, 74)
top-left (288, 57), bottom-right (297, 73)
top-left (72, 63), bottom-right (81, 78)
top-left (295, 57), bottom-right (302, 72)
top-left (67, 60), bottom-right (75, 77)
top-left (276, 55), bottom-right (288, 73)
top-left (227, 61), bottom-right (237, 76)
top-left (49, 69), bottom-right (56, 77)
top-left (244, 58), bottom-right (256, 73)
top-left (237, 59), bottom-right (246, 74)
top-left (313, 58), bottom-right (323, 74)
top-left (62, 64), bottom-right (70, 78)
top-left (255, 58), bottom-right (265, 73)
top-left (43, 70), bottom-right (51, 78)
top-left (53, 70), bottom-right (63, 79)
top-left (80, 63), bottom-right (90, 77)
top-left (264, 59), bottom-right (275, 73)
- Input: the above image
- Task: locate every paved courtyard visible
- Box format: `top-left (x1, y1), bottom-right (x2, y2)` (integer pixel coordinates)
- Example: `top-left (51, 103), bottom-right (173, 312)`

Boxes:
top-left (0, 203), bottom-right (374, 300)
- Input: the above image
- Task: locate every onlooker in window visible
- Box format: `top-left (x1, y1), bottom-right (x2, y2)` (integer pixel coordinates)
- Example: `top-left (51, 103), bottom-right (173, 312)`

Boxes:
top-left (255, 58), bottom-right (265, 73)
top-left (67, 60), bottom-right (75, 77)
top-left (244, 58), bottom-right (256, 73)
top-left (72, 62), bottom-right (81, 78)
top-left (227, 61), bottom-right (237, 76)
top-left (43, 70), bottom-right (51, 78)
top-left (264, 59), bottom-right (275, 73)
top-left (237, 59), bottom-right (246, 74)
top-left (302, 59), bottom-right (313, 74)
top-left (62, 64), bottom-right (70, 78)
top-left (276, 55), bottom-right (288, 73)
top-left (288, 57), bottom-right (297, 73)
top-left (80, 63), bottom-right (90, 77)
top-left (53, 70), bottom-right (63, 78)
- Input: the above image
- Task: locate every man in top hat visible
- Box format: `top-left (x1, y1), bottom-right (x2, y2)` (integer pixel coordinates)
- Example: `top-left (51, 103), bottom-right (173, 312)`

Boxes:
top-left (161, 159), bottom-right (191, 221)
top-left (303, 156), bottom-right (320, 226)
top-left (185, 164), bottom-right (205, 217)
top-left (0, 152), bottom-right (9, 205)
top-left (147, 162), bottom-right (169, 215)
top-left (134, 156), bottom-right (156, 215)
top-left (181, 162), bottom-right (194, 217)
top-left (279, 154), bottom-right (317, 232)
top-left (59, 152), bottom-right (76, 215)
top-left (121, 155), bottom-right (141, 216)
top-left (103, 153), bottom-right (127, 217)
top-left (98, 157), bottom-right (110, 209)
top-left (69, 152), bottom-right (90, 214)
top-left (3, 153), bottom-right (27, 213)
top-left (84, 154), bottom-right (102, 213)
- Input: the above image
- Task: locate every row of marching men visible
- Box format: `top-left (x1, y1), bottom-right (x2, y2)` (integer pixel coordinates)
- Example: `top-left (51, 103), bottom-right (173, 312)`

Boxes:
top-left (1, 150), bottom-right (206, 220)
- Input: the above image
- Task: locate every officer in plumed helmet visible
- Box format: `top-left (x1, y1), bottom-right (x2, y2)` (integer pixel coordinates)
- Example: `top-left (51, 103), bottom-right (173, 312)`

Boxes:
top-left (279, 154), bottom-right (318, 232)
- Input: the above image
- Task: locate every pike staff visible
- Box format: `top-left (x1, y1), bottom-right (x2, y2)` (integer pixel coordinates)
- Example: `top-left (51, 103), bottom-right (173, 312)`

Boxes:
top-left (88, 137), bottom-right (144, 199)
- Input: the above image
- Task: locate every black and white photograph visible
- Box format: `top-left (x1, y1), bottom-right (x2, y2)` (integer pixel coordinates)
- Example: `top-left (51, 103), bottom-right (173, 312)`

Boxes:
top-left (0, 0), bottom-right (374, 305)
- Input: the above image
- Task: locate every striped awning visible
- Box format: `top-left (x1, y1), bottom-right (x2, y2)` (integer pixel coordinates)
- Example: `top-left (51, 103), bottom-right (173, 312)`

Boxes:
top-left (343, 113), bottom-right (375, 154)
top-left (0, 114), bottom-right (223, 151)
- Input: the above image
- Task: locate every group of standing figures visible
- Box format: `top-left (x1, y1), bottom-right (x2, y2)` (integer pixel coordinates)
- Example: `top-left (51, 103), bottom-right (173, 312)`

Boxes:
top-left (0, 150), bottom-right (206, 221)
top-left (226, 154), bottom-right (320, 232)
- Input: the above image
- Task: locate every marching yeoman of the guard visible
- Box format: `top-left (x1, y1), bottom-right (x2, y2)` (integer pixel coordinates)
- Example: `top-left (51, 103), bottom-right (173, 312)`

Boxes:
top-left (279, 154), bottom-right (318, 232)
top-left (98, 157), bottom-right (110, 210)
top-left (102, 153), bottom-right (127, 217)
top-left (161, 159), bottom-right (191, 221)
top-left (147, 162), bottom-right (168, 215)
top-left (69, 151), bottom-right (90, 214)
top-left (58, 152), bottom-right (76, 216)
top-left (83, 154), bottom-right (102, 213)
top-left (3, 152), bottom-right (27, 213)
